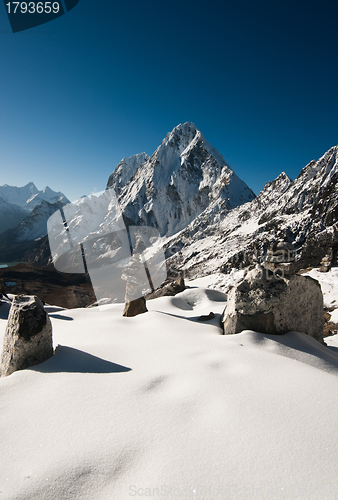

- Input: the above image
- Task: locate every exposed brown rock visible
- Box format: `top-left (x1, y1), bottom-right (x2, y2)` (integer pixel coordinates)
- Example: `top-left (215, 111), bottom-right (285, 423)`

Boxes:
top-left (146, 275), bottom-right (186, 299)
top-left (123, 297), bottom-right (148, 317)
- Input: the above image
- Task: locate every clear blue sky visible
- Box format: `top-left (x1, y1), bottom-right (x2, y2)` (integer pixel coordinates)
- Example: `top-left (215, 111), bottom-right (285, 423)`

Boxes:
top-left (0, 0), bottom-right (337, 202)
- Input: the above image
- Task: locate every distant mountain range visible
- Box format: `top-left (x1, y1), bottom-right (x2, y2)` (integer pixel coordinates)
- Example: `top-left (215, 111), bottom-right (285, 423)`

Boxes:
top-left (1, 124), bottom-right (337, 282)
top-left (0, 183), bottom-right (69, 262)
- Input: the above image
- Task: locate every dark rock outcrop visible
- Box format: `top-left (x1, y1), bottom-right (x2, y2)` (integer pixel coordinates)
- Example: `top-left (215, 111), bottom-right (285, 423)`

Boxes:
top-left (146, 275), bottom-right (186, 299)
top-left (198, 312), bottom-right (215, 322)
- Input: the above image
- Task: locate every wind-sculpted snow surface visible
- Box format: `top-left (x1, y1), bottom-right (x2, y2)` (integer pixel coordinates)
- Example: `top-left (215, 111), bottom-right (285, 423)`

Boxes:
top-left (1, 277), bottom-right (338, 499)
top-left (47, 188), bottom-right (167, 306)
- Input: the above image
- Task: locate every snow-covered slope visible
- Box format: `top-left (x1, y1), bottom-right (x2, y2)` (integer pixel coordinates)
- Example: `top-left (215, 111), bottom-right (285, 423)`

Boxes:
top-left (1, 275), bottom-right (338, 499)
top-left (0, 197), bottom-right (28, 235)
top-left (0, 185), bottom-right (70, 264)
top-left (107, 152), bottom-right (149, 196)
top-left (0, 200), bottom-right (67, 245)
top-left (107, 122), bottom-right (255, 237)
top-left (0, 182), bottom-right (39, 209)
top-left (0, 182), bottom-right (70, 238)
top-left (165, 145), bottom-right (338, 277)
top-left (0, 182), bottom-right (69, 212)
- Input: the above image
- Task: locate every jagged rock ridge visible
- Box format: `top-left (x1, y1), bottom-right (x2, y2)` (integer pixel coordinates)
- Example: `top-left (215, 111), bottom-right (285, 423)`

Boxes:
top-left (165, 145), bottom-right (338, 278)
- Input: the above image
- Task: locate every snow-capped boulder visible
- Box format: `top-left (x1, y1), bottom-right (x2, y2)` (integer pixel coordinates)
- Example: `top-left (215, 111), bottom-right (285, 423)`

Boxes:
top-left (146, 275), bottom-right (186, 299)
top-left (221, 268), bottom-right (325, 343)
top-left (0, 295), bottom-right (53, 377)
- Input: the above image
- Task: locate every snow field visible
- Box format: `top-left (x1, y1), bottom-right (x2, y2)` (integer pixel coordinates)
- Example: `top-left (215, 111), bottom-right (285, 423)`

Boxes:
top-left (0, 279), bottom-right (338, 499)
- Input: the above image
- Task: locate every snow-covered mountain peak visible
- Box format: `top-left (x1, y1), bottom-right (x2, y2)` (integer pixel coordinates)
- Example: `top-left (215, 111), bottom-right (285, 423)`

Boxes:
top-left (0, 182), bottom-right (69, 212)
top-left (107, 122), bottom-right (255, 237)
top-left (313, 145), bottom-right (338, 188)
top-left (260, 171), bottom-right (293, 197)
top-left (155, 122), bottom-right (228, 172)
top-left (0, 182), bottom-right (39, 209)
top-left (297, 146), bottom-right (338, 187)
top-left (162, 121), bottom-right (198, 147)
top-left (42, 186), bottom-right (54, 195)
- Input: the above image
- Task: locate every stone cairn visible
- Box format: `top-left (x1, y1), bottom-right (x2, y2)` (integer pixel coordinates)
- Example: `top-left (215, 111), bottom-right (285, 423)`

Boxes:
top-left (263, 240), bottom-right (296, 277)
top-left (0, 295), bottom-right (53, 377)
top-left (319, 248), bottom-right (332, 273)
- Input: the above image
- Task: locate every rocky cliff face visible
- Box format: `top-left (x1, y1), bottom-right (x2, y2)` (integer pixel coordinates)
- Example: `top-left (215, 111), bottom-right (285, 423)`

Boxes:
top-left (107, 122), bottom-right (256, 237)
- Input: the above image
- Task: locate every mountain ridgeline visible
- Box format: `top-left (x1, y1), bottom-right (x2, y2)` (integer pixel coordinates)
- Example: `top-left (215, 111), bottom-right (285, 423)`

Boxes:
top-left (1, 123), bottom-right (337, 279)
top-left (165, 144), bottom-right (338, 278)
top-left (0, 183), bottom-right (69, 263)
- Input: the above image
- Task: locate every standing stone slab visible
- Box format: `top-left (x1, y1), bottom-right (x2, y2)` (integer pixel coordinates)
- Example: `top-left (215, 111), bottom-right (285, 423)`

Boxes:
top-left (123, 296), bottom-right (148, 317)
top-left (0, 295), bottom-right (53, 377)
top-left (221, 268), bottom-right (324, 344)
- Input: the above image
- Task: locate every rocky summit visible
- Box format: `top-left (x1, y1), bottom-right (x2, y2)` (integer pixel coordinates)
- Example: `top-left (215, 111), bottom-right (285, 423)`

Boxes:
top-left (107, 122), bottom-right (256, 237)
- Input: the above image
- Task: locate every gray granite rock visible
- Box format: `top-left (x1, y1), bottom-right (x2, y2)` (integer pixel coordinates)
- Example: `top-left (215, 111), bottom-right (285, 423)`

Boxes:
top-left (0, 295), bottom-right (53, 377)
top-left (221, 268), bottom-right (324, 343)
